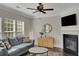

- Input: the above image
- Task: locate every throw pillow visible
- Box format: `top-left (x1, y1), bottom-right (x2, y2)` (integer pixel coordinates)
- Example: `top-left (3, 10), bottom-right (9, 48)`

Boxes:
top-left (0, 40), bottom-right (11, 50)
top-left (0, 41), bottom-right (6, 47)
top-left (23, 37), bottom-right (31, 43)
top-left (3, 40), bottom-right (11, 50)
top-left (8, 38), bottom-right (19, 46)
top-left (16, 37), bottom-right (23, 44)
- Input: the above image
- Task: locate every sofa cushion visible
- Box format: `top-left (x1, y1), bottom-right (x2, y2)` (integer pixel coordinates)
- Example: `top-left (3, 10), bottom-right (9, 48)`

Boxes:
top-left (8, 43), bottom-right (32, 56)
top-left (8, 46), bottom-right (21, 56)
top-left (8, 38), bottom-right (19, 46)
top-left (16, 37), bottom-right (23, 44)
top-left (14, 43), bottom-right (33, 48)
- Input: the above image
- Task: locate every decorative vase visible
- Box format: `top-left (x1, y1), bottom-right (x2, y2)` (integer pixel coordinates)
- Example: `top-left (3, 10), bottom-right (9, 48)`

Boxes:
top-left (39, 32), bottom-right (44, 38)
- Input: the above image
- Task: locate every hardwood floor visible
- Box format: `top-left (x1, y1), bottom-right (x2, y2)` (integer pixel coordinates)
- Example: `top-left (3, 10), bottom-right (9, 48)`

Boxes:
top-left (48, 47), bottom-right (64, 56)
top-left (23, 47), bottom-right (73, 56)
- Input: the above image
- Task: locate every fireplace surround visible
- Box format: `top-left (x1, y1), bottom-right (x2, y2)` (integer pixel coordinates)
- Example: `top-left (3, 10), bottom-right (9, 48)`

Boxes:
top-left (63, 34), bottom-right (78, 56)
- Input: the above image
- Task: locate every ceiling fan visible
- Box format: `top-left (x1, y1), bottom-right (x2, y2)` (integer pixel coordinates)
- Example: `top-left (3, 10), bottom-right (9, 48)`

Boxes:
top-left (27, 3), bottom-right (54, 14)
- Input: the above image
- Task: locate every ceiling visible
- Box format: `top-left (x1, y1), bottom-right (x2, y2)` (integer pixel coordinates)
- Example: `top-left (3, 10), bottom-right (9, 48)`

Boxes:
top-left (0, 3), bottom-right (79, 18)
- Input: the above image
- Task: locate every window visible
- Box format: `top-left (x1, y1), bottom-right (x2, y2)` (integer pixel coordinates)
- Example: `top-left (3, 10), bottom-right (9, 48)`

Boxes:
top-left (2, 18), bottom-right (24, 38)
top-left (16, 20), bottom-right (24, 36)
top-left (3, 18), bottom-right (15, 37)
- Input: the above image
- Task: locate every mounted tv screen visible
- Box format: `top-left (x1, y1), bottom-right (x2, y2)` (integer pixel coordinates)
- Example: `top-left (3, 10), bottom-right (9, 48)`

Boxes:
top-left (61, 14), bottom-right (77, 26)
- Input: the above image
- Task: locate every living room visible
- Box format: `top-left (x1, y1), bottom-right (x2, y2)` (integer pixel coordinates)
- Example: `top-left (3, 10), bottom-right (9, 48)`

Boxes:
top-left (0, 3), bottom-right (79, 56)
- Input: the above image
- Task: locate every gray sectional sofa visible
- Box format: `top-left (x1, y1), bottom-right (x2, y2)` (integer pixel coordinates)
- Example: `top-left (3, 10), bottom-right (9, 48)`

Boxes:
top-left (0, 37), bottom-right (34, 56)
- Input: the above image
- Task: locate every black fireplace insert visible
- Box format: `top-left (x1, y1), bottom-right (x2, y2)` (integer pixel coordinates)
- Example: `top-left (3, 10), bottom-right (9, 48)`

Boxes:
top-left (63, 34), bottom-right (78, 56)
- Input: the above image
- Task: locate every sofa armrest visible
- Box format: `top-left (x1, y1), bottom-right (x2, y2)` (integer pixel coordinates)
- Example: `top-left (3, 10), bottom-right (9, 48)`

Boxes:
top-left (0, 47), bottom-right (8, 56)
top-left (31, 40), bottom-right (35, 47)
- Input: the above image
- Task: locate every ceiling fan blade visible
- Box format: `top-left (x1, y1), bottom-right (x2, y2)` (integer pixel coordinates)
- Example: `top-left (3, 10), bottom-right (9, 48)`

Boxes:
top-left (27, 8), bottom-right (37, 10)
top-left (43, 9), bottom-right (54, 11)
top-left (41, 11), bottom-right (46, 14)
top-left (33, 10), bottom-right (39, 13)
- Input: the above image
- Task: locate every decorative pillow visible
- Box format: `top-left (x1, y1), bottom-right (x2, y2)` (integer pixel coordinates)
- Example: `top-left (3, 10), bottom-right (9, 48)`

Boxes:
top-left (0, 40), bottom-right (11, 50)
top-left (8, 38), bottom-right (19, 46)
top-left (23, 37), bottom-right (31, 43)
top-left (0, 41), bottom-right (6, 47)
top-left (16, 37), bottom-right (23, 44)
top-left (3, 40), bottom-right (11, 50)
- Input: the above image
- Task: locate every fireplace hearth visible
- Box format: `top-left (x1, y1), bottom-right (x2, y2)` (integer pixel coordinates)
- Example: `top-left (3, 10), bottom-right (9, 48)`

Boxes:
top-left (63, 34), bottom-right (78, 56)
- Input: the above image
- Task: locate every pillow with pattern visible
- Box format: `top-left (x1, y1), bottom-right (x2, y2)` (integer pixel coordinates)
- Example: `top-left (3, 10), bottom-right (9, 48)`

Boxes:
top-left (23, 37), bottom-right (32, 43)
top-left (0, 40), bottom-right (11, 50)
top-left (3, 40), bottom-right (11, 50)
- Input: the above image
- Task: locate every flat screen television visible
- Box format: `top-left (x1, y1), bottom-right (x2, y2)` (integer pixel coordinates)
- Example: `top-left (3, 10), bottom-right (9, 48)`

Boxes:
top-left (61, 14), bottom-right (77, 26)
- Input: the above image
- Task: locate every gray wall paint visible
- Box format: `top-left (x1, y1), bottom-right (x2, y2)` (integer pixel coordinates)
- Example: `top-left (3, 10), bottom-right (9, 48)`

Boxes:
top-left (33, 6), bottom-right (79, 52)
top-left (0, 5), bottom-right (33, 37)
top-left (60, 6), bottom-right (79, 55)
top-left (32, 16), bottom-right (61, 48)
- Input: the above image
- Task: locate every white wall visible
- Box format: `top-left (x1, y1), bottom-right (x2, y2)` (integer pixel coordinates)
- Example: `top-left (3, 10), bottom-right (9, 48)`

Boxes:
top-left (0, 5), bottom-right (33, 37)
top-left (24, 18), bottom-right (33, 36)
top-left (0, 18), bottom-right (2, 38)
top-left (33, 16), bottom-right (61, 48)
top-left (33, 6), bottom-right (79, 54)
top-left (60, 6), bottom-right (79, 55)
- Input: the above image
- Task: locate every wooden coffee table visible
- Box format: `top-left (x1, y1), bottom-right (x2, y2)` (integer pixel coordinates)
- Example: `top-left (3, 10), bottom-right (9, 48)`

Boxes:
top-left (29, 47), bottom-right (48, 56)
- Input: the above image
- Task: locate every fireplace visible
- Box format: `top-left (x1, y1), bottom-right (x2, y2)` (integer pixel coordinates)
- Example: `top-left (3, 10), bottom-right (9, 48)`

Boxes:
top-left (63, 34), bottom-right (78, 56)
